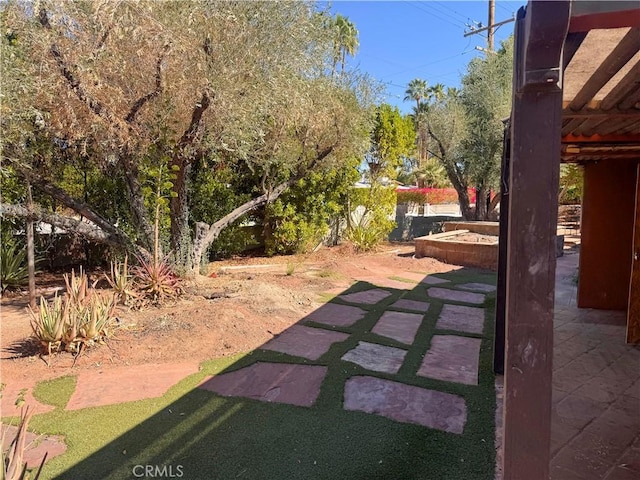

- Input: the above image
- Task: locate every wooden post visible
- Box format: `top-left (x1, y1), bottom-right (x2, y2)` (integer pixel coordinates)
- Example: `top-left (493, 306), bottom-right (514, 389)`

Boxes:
top-left (627, 164), bottom-right (640, 344)
top-left (494, 123), bottom-right (510, 375)
top-left (502, 2), bottom-right (569, 479)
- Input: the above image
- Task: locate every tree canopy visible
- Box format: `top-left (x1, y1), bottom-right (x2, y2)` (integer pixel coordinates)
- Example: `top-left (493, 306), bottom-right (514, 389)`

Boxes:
top-left (1, 0), bottom-right (376, 271)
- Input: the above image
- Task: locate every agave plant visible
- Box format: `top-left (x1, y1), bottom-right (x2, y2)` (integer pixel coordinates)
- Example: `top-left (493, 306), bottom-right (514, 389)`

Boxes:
top-left (133, 255), bottom-right (181, 305)
top-left (28, 295), bottom-right (66, 357)
top-left (1, 404), bottom-right (46, 480)
top-left (63, 268), bottom-right (91, 305)
top-left (80, 293), bottom-right (116, 341)
top-left (104, 256), bottom-right (138, 306)
top-left (0, 243), bottom-right (29, 294)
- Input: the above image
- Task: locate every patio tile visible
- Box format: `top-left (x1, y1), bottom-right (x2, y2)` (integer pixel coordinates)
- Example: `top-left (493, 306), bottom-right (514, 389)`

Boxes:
top-left (304, 302), bottom-right (366, 327)
top-left (427, 287), bottom-right (485, 305)
top-left (66, 362), bottom-right (200, 410)
top-left (421, 276), bottom-right (450, 285)
top-left (341, 341), bottom-right (407, 374)
top-left (573, 375), bottom-right (635, 404)
top-left (372, 311), bottom-right (424, 345)
top-left (199, 362), bottom-right (327, 407)
top-left (338, 288), bottom-right (392, 305)
top-left (343, 376), bottom-right (467, 434)
top-left (551, 431), bottom-right (622, 479)
top-left (417, 335), bottom-right (481, 385)
top-left (390, 299), bottom-right (430, 313)
top-left (261, 325), bottom-right (349, 360)
top-left (457, 282), bottom-right (496, 293)
top-left (436, 304), bottom-right (485, 334)
top-left (553, 394), bottom-right (609, 430)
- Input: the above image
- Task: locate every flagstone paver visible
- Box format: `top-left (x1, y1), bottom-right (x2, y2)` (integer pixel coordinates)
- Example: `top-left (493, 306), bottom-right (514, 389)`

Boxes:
top-left (418, 335), bottom-right (482, 385)
top-left (0, 381), bottom-right (54, 416)
top-left (261, 325), bottom-right (349, 360)
top-left (436, 304), bottom-right (485, 334)
top-left (373, 278), bottom-right (413, 290)
top-left (458, 282), bottom-right (497, 293)
top-left (428, 287), bottom-right (485, 305)
top-left (390, 299), bottom-right (430, 313)
top-left (304, 302), bottom-right (366, 327)
top-left (0, 425), bottom-right (67, 468)
top-left (199, 362), bottom-right (327, 407)
top-left (66, 362), bottom-right (200, 410)
top-left (344, 376), bottom-right (467, 434)
top-left (338, 288), bottom-right (392, 305)
top-left (372, 311), bottom-right (424, 345)
top-left (421, 276), bottom-right (450, 285)
top-left (341, 341), bottom-right (407, 374)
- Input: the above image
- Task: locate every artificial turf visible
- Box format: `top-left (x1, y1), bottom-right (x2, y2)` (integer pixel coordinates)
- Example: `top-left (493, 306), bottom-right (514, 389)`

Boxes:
top-left (8, 268), bottom-right (498, 480)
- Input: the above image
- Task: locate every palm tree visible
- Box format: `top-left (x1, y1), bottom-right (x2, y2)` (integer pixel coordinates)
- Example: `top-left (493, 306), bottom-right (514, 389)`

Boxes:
top-left (429, 83), bottom-right (446, 103)
top-left (404, 78), bottom-right (429, 112)
top-left (332, 15), bottom-right (359, 75)
top-left (446, 87), bottom-right (461, 99)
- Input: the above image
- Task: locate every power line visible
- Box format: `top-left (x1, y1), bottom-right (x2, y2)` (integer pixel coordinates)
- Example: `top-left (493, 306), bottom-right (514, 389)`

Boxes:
top-left (415, 1), bottom-right (468, 28)
top-left (403, 1), bottom-right (467, 30)
top-left (432, 1), bottom-right (470, 23)
top-left (378, 48), bottom-right (474, 80)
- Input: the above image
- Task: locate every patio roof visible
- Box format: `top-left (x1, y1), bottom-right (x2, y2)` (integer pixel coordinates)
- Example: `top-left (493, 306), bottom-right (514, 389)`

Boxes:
top-left (561, 3), bottom-right (640, 163)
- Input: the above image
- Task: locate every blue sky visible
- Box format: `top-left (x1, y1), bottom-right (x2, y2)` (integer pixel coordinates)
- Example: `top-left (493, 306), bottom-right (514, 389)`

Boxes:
top-left (326, 1), bottom-right (525, 114)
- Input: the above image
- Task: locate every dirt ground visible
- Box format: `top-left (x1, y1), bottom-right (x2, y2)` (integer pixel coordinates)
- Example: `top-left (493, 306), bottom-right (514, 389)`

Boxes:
top-left (0, 242), bottom-right (458, 387)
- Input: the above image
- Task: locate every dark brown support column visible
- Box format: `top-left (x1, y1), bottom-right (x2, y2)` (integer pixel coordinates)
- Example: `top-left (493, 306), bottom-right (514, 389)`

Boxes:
top-left (503, 2), bottom-right (569, 479)
top-left (494, 124), bottom-right (511, 375)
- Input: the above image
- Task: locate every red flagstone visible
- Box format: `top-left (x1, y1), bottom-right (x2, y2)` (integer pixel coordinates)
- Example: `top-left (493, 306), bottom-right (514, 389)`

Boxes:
top-left (372, 311), bottom-right (424, 345)
top-left (421, 276), bottom-right (450, 285)
top-left (1, 382), bottom-right (54, 416)
top-left (390, 299), bottom-right (431, 313)
top-left (436, 304), bottom-right (485, 334)
top-left (428, 287), bottom-right (485, 305)
top-left (338, 288), bottom-right (392, 305)
top-left (418, 335), bottom-right (482, 385)
top-left (304, 302), bottom-right (366, 327)
top-left (66, 362), bottom-right (199, 410)
top-left (341, 341), bottom-right (407, 374)
top-left (261, 325), bottom-right (349, 360)
top-left (457, 282), bottom-right (497, 293)
top-left (344, 376), bottom-right (467, 434)
top-left (1, 424), bottom-right (67, 468)
top-left (199, 362), bottom-right (327, 407)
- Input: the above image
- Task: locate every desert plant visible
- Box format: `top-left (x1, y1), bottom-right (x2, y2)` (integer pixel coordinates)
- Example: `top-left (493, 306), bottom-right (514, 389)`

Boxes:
top-left (133, 256), bottom-right (181, 305)
top-left (28, 295), bottom-right (66, 356)
top-left (80, 293), bottom-right (116, 341)
top-left (29, 268), bottom-right (116, 359)
top-left (0, 243), bottom-right (29, 294)
top-left (1, 386), bottom-right (46, 480)
top-left (104, 256), bottom-right (138, 306)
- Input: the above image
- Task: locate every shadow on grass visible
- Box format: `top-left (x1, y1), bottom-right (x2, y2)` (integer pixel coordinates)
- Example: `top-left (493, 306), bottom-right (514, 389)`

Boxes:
top-left (35, 268), bottom-right (497, 480)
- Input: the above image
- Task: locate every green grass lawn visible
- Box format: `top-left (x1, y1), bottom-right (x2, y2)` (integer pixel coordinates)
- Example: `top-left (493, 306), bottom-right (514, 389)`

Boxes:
top-left (6, 269), bottom-right (497, 480)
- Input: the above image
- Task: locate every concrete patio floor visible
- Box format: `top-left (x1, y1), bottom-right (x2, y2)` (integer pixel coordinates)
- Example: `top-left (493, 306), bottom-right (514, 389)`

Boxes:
top-left (496, 251), bottom-right (640, 480)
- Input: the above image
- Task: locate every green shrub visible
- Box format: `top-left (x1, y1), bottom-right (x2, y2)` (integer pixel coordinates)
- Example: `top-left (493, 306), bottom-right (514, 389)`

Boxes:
top-left (347, 184), bottom-right (396, 251)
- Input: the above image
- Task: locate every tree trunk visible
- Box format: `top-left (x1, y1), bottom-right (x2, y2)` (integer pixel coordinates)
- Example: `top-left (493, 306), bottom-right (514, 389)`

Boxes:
top-left (475, 186), bottom-right (488, 220)
top-left (189, 182), bottom-right (291, 273)
top-left (26, 183), bottom-right (36, 309)
top-left (120, 154), bottom-right (156, 253)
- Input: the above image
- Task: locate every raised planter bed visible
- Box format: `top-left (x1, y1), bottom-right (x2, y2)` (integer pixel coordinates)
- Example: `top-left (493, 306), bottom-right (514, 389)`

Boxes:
top-left (415, 229), bottom-right (499, 270)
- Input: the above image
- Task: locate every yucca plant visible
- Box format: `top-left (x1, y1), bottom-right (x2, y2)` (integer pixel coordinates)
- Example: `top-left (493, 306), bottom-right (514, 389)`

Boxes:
top-left (0, 243), bottom-right (29, 294)
top-left (133, 255), bottom-right (181, 305)
top-left (28, 295), bottom-right (66, 357)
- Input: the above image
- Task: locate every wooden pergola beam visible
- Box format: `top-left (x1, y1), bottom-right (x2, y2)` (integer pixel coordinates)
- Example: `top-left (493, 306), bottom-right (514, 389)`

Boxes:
top-left (502, 2), bottom-right (569, 479)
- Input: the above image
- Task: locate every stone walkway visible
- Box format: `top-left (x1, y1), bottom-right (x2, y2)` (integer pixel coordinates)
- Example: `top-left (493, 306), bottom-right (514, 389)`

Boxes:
top-left (199, 271), bottom-right (494, 434)
top-left (3, 267), bottom-right (497, 470)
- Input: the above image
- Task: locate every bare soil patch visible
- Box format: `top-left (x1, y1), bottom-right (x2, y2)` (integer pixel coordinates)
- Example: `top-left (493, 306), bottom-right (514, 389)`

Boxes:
top-left (1, 242), bottom-right (456, 387)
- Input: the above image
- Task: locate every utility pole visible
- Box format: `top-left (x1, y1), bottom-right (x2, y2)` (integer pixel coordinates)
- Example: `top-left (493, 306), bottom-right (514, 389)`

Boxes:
top-left (488, 0), bottom-right (495, 52)
top-left (464, 0), bottom-right (514, 56)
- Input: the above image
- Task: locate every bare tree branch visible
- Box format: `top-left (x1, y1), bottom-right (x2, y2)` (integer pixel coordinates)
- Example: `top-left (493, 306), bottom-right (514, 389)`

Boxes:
top-left (126, 43), bottom-right (171, 123)
top-left (1, 203), bottom-right (123, 249)
top-left (11, 164), bottom-right (144, 254)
